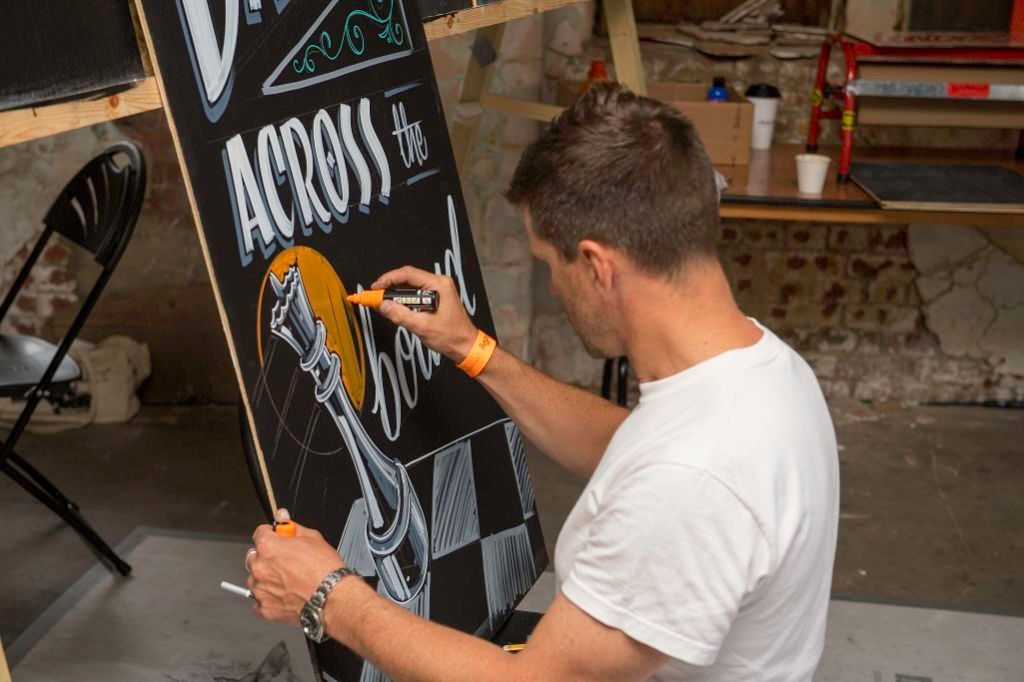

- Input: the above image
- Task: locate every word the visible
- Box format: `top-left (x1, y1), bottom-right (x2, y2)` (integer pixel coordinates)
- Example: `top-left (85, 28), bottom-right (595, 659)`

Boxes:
top-left (391, 102), bottom-right (428, 168)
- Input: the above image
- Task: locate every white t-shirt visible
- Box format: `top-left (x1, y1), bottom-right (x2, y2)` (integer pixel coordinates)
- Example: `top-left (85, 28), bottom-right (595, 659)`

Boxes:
top-left (554, 320), bottom-right (839, 681)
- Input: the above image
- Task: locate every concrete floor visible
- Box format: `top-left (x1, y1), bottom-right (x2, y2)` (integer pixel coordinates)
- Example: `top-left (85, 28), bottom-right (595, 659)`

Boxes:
top-left (2, 399), bottom-right (1023, 646)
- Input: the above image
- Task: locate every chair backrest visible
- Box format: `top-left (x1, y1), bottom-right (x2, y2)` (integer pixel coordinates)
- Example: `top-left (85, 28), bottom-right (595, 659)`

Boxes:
top-left (0, 142), bottom-right (147, 328)
top-left (43, 141), bottom-right (147, 270)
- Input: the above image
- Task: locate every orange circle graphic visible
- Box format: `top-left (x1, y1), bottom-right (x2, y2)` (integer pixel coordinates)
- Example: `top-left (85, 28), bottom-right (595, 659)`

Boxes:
top-left (256, 246), bottom-right (367, 411)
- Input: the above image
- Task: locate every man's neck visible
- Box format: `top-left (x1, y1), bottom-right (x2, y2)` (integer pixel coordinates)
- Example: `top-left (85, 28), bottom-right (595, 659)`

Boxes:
top-left (620, 260), bottom-right (763, 384)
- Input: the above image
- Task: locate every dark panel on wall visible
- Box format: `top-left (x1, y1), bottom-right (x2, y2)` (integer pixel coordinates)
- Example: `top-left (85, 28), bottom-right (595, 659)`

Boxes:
top-left (418, 0), bottom-right (505, 20)
top-left (909, 0), bottom-right (1013, 32)
top-left (419, 0), bottom-right (473, 18)
top-left (0, 1), bottom-right (146, 112)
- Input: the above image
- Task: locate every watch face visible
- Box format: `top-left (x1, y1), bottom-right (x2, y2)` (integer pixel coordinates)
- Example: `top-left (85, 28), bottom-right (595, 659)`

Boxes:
top-left (300, 605), bottom-right (322, 640)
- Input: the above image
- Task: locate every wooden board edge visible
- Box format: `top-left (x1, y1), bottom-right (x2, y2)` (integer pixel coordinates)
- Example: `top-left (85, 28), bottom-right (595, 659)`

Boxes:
top-left (131, 0), bottom-right (278, 513)
top-left (718, 203), bottom-right (1024, 227)
top-left (424, 0), bottom-right (586, 41)
top-left (877, 201), bottom-right (1024, 213)
top-left (0, 637), bottom-right (10, 682)
top-left (0, 78), bottom-right (163, 151)
top-left (851, 172), bottom-right (1024, 215)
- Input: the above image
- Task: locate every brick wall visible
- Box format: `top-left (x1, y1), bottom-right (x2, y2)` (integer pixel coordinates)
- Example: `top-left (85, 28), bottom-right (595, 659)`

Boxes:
top-left (720, 221), bottom-right (1023, 402)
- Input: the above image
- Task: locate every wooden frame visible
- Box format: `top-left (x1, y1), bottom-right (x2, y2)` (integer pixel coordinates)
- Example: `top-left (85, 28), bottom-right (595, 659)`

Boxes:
top-left (453, 0), bottom-right (643, 171)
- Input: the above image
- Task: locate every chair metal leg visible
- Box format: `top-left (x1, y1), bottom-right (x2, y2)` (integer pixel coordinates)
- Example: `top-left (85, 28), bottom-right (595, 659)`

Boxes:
top-left (2, 460), bottom-right (132, 576)
top-left (6, 451), bottom-right (80, 512)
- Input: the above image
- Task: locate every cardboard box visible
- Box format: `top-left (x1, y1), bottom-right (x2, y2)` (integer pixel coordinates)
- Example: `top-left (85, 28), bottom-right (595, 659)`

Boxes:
top-left (557, 80), bottom-right (753, 166)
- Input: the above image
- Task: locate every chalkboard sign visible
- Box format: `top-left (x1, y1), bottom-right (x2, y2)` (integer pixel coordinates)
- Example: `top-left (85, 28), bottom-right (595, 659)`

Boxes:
top-left (0, 1), bottom-right (146, 112)
top-left (134, 2), bottom-right (546, 679)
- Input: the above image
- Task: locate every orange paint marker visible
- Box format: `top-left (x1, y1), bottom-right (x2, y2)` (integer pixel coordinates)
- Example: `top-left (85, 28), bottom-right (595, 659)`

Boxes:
top-left (273, 520), bottom-right (297, 537)
top-left (347, 289), bottom-right (438, 311)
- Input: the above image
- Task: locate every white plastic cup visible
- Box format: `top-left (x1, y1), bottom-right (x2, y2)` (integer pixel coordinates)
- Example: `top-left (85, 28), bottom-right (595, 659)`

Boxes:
top-left (795, 154), bottom-right (831, 195)
top-left (745, 83), bottom-right (781, 150)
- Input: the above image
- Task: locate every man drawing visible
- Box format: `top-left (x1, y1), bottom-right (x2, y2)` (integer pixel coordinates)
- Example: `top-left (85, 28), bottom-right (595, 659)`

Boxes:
top-left (247, 82), bottom-right (839, 681)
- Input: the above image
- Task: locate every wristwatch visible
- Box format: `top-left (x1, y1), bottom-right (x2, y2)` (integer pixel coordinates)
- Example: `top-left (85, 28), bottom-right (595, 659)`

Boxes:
top-left (300, 567), bottom-right (359, 643)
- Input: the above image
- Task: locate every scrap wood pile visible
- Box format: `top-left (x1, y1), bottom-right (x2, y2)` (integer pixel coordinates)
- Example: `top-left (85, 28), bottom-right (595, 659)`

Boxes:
top-left (635, 0), bottom-right (829, 59)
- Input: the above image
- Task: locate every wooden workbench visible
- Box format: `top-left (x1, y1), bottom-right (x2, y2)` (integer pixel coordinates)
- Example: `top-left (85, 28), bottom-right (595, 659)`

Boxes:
top-left (718, 144), bottom-right (1024, 227)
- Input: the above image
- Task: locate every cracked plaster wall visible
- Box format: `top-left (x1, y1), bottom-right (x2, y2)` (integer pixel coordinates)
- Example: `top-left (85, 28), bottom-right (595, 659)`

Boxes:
top-left (912, 225), bottom-right (1024, 382)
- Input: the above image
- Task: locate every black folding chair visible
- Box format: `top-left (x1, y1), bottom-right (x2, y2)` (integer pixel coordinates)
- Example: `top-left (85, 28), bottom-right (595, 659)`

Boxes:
top-left (0, 141), bottom-right (146, 576)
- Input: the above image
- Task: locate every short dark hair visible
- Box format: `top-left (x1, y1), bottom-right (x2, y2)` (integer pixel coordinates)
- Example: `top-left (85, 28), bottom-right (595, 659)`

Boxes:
top-left (505, 82), bottom-right (719, 274)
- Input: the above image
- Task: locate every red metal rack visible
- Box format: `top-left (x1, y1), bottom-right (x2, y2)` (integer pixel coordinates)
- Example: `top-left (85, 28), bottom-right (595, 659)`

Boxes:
top-left (806, 32), bottom-right (1024, 182)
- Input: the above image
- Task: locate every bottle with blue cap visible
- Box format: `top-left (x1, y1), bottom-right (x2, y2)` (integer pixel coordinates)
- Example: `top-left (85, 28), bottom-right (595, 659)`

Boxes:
top-left (707, 76), bottom-right (728, 102)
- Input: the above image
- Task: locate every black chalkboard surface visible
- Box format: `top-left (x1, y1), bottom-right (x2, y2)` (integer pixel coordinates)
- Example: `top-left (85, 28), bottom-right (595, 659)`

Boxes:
top-left (134, 2), bottom-right (546, 679)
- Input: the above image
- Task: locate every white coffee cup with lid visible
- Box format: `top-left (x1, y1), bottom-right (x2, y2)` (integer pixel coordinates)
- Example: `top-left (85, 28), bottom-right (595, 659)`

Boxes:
top-left (745, 83), bottom-right (781, 150)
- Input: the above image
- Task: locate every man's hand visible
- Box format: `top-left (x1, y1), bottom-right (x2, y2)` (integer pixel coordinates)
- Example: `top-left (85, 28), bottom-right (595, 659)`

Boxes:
top-left (248, 510), bottom-right (345, 624)
top-left (370, 266), bottom-right (477, 362)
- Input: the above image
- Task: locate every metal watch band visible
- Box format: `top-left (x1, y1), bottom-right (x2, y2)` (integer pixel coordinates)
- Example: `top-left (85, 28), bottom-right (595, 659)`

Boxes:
top-left (302, 567), bottom-right (358, 643)
top-left (311, 566), bottom-right (358, 609)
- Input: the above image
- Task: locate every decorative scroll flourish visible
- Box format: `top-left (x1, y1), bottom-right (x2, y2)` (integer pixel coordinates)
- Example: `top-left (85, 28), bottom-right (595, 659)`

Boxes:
top-left (293, 0), bottom-right (405, 76)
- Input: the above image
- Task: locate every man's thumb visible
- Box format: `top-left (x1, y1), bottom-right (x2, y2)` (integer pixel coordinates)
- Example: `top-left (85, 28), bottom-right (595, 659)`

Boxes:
top-left (378, 300), bottom-right (417, 329)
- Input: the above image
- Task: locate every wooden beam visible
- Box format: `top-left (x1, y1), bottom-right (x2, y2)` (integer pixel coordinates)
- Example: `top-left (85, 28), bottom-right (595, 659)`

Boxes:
top-left (425, 0), bottom-right (586, 41)
top-left (0, 78), bottom-right (162, 150)
top-left (480, 94), bottom-right (564, 122)
top-left (603, 0), bottom-right (646, 95)
top-left (451, 22), bottom-right (506, 172)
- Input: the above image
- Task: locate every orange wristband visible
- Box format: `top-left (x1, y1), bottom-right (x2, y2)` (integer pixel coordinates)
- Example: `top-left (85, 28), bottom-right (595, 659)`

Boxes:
top-left (456, 330), bottom-right (497, 379)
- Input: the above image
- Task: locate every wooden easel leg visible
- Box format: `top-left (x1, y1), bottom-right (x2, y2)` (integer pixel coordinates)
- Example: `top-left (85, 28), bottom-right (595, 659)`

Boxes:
top-left (0, 637), bottom-right (10, 682)
top-left (451, 22), bottom-right (506, 174)
top-left (603, 0), bottom-right (646, 95)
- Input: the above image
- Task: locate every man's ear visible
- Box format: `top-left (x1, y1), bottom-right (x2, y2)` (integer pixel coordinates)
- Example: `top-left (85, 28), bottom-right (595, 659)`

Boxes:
top-left (577, 239), bottom-right (616, 292)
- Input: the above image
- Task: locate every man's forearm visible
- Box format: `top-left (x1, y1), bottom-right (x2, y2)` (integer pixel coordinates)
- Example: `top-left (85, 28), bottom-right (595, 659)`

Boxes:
top-left (476, 347), bottom-right (628, 479)
top-left (326, 577), bottom-right (517, 682)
